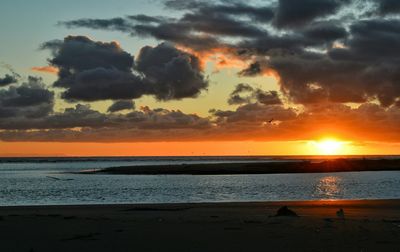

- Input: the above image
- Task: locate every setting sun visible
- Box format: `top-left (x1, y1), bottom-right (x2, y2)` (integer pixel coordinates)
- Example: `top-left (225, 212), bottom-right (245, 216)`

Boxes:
top-left (316, 140), bottom-right (343, 155)
top-left (308, 139), bottom-right (349, 155)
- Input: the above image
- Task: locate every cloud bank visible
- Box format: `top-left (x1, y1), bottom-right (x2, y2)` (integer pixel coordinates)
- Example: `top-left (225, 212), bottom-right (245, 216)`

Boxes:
top-left (41, 36), bottom-right (208, 101)
top-left (1, 0), bottom-right (400, 143)
top-left (59, 0), bottom-right (400, 107)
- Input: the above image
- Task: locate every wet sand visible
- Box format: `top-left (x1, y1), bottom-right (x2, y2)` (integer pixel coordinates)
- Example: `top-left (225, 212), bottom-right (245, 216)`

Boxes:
top-left (85, 158), bottom-right (400, 175)
top-left (1, 199), bottom-right (400, 251)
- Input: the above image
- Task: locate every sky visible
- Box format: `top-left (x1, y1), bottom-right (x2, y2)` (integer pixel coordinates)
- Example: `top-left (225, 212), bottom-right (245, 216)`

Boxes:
top-left (1, 0), bottom-right (400, 156)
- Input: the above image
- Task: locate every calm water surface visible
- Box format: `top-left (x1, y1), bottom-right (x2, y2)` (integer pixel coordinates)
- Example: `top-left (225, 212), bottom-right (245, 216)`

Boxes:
top-left (0, 157), bottom-right (399, 206)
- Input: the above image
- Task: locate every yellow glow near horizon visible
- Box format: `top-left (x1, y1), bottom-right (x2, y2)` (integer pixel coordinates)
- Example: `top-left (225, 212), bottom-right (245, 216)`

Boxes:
top-left (1, 140), bottom-right (400, 157)
top-left (310, 139), bottom-right (347, 155)
top-left (316, 140), bottom-right (343, 155)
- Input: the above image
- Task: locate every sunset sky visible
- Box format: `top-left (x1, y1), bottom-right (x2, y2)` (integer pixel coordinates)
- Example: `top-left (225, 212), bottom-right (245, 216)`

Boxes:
top-left (1, 0), bottom-right (400, 156)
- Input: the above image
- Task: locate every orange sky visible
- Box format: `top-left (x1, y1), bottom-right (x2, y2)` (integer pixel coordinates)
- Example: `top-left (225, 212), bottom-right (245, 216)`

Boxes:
top-left (1, 141), bottom-right (400, 157)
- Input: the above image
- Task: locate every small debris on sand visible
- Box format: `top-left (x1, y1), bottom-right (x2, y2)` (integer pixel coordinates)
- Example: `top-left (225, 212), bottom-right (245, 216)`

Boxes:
top-left (336, 208), bottom-right (345, 219)
top-left (275, 206), bottom-right (298, 217)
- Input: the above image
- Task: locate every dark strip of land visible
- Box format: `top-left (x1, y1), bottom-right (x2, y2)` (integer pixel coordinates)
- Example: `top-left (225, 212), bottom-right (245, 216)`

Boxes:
top-left (83, 158), bottom-right (400, 175)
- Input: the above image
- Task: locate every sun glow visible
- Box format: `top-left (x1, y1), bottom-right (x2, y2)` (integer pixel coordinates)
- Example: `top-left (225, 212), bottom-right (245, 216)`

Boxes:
top-left (311, 139), bottom-right (346, 155)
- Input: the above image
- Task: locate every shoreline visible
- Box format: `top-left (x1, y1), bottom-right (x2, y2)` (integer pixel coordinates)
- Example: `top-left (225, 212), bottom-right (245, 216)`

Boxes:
top-left (1, 199), bottom-right (399, 251)
top-left (83, 158), bottom-right (400, 175)
top-left (1, 198), bottom-right (400, 209)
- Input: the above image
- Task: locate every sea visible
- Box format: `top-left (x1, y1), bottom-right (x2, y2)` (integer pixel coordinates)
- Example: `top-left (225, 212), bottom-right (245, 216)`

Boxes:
top-left (1, 156), bottom-right (400, 206)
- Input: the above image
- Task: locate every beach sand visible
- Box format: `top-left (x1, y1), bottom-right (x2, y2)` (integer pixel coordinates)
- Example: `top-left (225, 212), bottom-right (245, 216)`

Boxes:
top-left (0, 200), bottom-right (399, 251)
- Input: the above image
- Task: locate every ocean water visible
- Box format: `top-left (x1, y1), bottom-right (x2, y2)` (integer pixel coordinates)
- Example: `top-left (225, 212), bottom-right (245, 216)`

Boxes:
top-left (0, 156), bottom-right (399, 206)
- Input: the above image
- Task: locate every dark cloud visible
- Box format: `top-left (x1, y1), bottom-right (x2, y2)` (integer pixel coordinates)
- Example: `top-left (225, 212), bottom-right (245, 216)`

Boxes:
top-left (0, 103), bottom-right (112, 130)
top-left (107, 100), bottom-right (135, 112)
top-left (180, 12), bottom-right (266, 38)
top-left (0, 76), bottom-right (54, 119)
top-left (238, 62), bottom-right (262, 77)
top-left (211, 102), bottom-right (296, 126)
top-left (152, 1), bottom-right (272, 37)
top-left (61, 16), bottom-right (221, 51)
top-left (127, 15), bottom-right (167, 23)
top-left (264, 52), bottom-right (371, 104)
top-left (228, 84), bottom-right (282, 105)
top-left (165, 1), bottom-right (273, 38)
top-left (165, 0), bottom-right (275, 22)
top-left (129, 106), bottom-right (211, 130)
top-left (44, 104), bottom-right (109, 129)
top-left (135, 43), bottom-right (208, 100)
top-left (274, 0), bottom-right (347, 28)
top-left (41, 35), bottom-right (145, 101)
top-left (228, 83), bottom-right (254, 104)
top-left (238, 22), bottom-right (348, 58)
top-left (58, 1), bottom-right (350, 56)
top-left (41, 36), bottom-right (208, 101)
top-left (57, 68), bottom-right (147, 101)
top-left (376, 0), bottom-right (400, 15)
top-left (163, 0), bottom-right (217, 11)
top-left (60, 1), bottom-right (272, 51)
top-left (236, 34), bottom-right (340, 64)
top-left (0, 103), bottom-right (211, 133)
top-left (2, 99), bottom-right (400, 142)
top-left (0, 74), bottom-right (18, 87)
top-left (227, 16), bottom-right (400, 106)
top-left (41, 35), bottom-right (134, 76)
top-left (133, 23), bottom-right (222, 51)
top-left (255, 90), bottom-right (282, 105)
top-left (60, 18), bottom-right (133, 32)
top-left (339, 19), bottom-right (400, 62)
top-left (302, 21), bottom-right (347, 42)
top-left (264, 19), bottom-right (400, 106)
top-left (60, 15), bottom-right (168, 32)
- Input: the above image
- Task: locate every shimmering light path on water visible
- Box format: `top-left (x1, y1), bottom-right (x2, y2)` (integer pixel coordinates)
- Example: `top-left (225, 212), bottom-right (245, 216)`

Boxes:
top-left (0, 157), bottom-right (399, 206)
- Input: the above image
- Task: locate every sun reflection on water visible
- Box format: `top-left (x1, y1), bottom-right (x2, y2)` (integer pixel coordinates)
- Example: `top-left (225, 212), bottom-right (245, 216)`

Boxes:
top-left (314, 176), bottom-right (343, 199)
